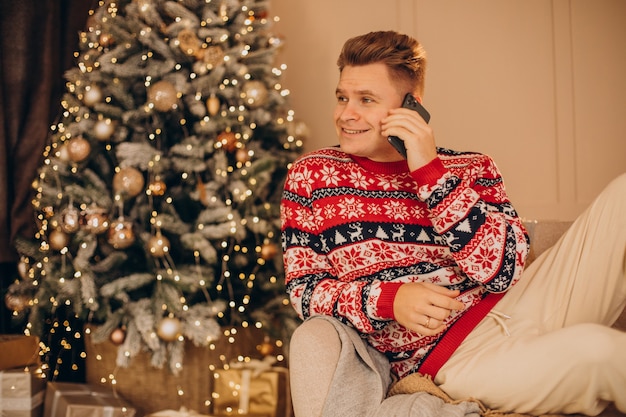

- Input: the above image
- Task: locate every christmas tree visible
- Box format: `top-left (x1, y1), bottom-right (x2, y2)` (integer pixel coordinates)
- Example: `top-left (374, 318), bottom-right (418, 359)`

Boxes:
top-left (6, 0), bottom-right (306, 377)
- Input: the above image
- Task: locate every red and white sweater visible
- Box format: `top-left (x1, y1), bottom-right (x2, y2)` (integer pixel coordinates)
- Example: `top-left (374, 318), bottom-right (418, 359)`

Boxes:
top-left (280, 147), bottom-right (529, 379)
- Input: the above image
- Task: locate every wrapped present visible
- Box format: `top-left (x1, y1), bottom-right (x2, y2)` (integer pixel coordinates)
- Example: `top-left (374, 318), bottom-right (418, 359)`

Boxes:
top-left (211, 357), bottom-right (291, 417)
top-left (42, 382), bottom-right (136, 417)
top-left (85, 325), bottom-right (282, 416)
top-left (146, 407), bottom-right (214, 417)
top-left (0, 366), bottom-right (46, 417)
top-left (0, 335), bottom-right (40, 371)
top-left (146, 409), bottom-right (264, 417)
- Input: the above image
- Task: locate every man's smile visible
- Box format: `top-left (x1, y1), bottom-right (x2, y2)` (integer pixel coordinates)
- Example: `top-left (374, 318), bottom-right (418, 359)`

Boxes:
top-left (342, 127), bottom-right (369, 134)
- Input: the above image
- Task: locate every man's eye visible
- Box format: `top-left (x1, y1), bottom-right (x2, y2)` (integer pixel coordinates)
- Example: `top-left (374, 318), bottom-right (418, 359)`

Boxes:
top-left (362, 97), bottom-right (373, 103)
top-left (336, 96), bottom-right (347, 102)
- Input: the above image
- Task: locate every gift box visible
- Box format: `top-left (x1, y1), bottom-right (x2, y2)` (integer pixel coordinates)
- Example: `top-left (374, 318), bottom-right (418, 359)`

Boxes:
top-left (85, 326), bottom-right (282, 417)
top-left (211, 358), bottom-right (291, 417)
top-left (146, 407), bottom-right (214, 417)
top-left (0, 335), bottom-right (40, 371)
top-left (42, 382), bottom-right (136, 417)
top-left (0, 365), bottom-right (47, 417)
top-left (145, 408), bottom-right (265, 417)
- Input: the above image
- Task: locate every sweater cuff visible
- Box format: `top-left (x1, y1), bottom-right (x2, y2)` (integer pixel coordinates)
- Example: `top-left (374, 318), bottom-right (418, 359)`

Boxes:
top-left (410, 157), bottom-right (447, 188)
top-left (376, 282), bottom-right (404, 320)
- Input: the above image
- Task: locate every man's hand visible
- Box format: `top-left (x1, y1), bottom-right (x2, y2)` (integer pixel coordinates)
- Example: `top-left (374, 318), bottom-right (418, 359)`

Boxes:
top-left (381, 107), bottom-right (437, 171)
top-left (393, 282), bottom-right (465, 336)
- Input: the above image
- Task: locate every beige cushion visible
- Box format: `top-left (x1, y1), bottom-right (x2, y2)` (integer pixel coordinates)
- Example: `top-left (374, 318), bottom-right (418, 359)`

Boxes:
top-left (523, 220), bottom-right (573, 265)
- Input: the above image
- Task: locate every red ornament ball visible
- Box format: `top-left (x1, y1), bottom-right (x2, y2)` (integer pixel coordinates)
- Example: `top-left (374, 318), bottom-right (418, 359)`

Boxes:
top-left (257, 340), bottom-right (274, 356)
top-left (217, 130), bottom-right (237, 152)
top-left (99, 33), bottom-right (115, 48)
top-left (260, 243), bottom-right (278, 260)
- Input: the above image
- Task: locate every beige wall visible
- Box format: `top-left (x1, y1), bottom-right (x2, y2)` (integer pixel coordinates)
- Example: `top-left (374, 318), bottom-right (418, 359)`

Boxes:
top-left (271, 0), bottom-right (626, 221)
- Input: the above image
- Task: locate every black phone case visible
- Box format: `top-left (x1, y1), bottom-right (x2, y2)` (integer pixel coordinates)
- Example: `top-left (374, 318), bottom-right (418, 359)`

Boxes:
top-left (388, 93), bottom-right (431, 158)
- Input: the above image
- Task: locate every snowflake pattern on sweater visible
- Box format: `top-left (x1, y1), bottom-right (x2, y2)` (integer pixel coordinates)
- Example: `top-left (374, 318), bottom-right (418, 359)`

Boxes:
top-left (281, 147), bottom-right (529, 378)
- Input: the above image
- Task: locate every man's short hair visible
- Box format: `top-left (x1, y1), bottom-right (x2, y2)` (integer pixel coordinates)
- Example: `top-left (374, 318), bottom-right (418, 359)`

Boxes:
top-left (337, 31), bottom-right (427, 97)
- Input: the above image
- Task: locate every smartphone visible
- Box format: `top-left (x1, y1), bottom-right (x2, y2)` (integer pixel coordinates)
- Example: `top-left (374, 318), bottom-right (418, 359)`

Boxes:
top-left (387, 93), bottom-right (431, 159)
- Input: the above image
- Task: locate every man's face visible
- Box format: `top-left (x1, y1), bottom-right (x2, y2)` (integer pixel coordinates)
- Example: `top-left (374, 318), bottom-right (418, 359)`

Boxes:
top-left (334, 63), bottom-right (405, 161)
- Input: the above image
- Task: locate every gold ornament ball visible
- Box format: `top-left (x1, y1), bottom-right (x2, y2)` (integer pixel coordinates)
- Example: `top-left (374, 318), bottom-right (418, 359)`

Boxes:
top-left (134, 0), bottom-right (153, 10)
top-left (60, 205), bottom-right (81, 233)
top-left (93, 119), bottom-right (116, 141)
top-left (156, 317), bottom-right (182, 342)
top-left (147, 233), bottom-right (170, 258)
top-left (148, 179), bottom-right (167, 196)
top-left (260, 242), bottom-right (279, 260)
top-left (177, 28), bottom-right (201, 56)
top-left (83, 85), bottom-right (103, 107)
top-left (84, 208), bottom-right (110, 235)
top-left (148, 80), bottom-right (178, 112)
top-left (49, 229), bottom-right (70, 251)
top-left (242, 80), bottom-right (268, 108)
top-left (235, 64), bottom-right (249, 78)
top-left (113, 167), bottom-right (145, 197)
top-left (4, 293), bottom-right (30, 313)
top-left (109, 327), bottom-right (126, 345)
top-left (17, 258), bottom-right (29, 279)
top-left (206, 94), bottom-right (220, 116)
top-left (67, 136), bottom-right (91, 162)
top-left (235, 148), bottom-right (250, 164)
top-left (201, 45), bottom-right (225, 68)
top-left (107, 219), bottom-right (135, 249)
top-left (57, 143), bottom-right (71, 161)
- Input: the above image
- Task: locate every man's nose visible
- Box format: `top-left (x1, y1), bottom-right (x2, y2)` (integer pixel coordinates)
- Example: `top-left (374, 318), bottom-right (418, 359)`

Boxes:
top-left (339, 102), bottom-right (359, 120)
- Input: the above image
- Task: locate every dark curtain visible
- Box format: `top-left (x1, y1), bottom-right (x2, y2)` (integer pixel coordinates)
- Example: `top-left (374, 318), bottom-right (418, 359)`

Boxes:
top-left (0, 0), bottom-right (92, 332)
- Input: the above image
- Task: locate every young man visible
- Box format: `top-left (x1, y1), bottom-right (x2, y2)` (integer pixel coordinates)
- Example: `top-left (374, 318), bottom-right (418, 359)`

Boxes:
top-left (280, 31), bottom-right (626, 416)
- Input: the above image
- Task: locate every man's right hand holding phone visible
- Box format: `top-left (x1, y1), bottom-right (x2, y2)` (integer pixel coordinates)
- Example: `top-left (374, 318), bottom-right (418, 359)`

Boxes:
top-left (382, 93), bottom-right (438, 171)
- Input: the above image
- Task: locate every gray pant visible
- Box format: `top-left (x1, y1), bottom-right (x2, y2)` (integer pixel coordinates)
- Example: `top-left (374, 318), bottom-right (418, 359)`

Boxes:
top-left (289, 315), bottom-right (481, 417)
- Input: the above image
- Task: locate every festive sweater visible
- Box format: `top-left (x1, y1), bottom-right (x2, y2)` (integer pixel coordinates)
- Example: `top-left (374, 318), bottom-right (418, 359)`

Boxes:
top-left (280, 146), bottom-right (529, 379)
